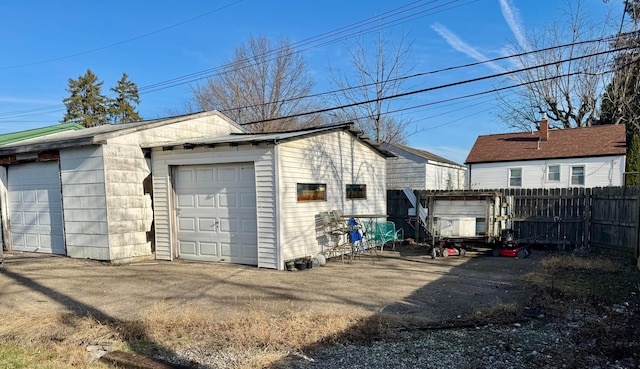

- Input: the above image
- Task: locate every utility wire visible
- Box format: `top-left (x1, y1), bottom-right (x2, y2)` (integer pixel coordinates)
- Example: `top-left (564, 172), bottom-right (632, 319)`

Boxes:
top-left (235, 46), bottom-right (635, 127)
top-left (0, 35), bottom-right (634, 123)
top-left (0, 1), bottom-right (245, 70)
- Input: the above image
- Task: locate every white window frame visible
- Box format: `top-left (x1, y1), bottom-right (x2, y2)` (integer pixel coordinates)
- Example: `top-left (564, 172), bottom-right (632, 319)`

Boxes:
top-left (547, 165), bottom-right (560, 182)
top-left (509, 168), bottom-right (522, 187)
top-left (571, 166), bottom-right (585, 186)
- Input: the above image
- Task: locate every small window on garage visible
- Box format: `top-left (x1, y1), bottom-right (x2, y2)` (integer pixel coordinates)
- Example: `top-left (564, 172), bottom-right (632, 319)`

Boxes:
top-left (297, 183), bottom-right (326, 201)
top-left (346, 184), bottom-right (366, 199)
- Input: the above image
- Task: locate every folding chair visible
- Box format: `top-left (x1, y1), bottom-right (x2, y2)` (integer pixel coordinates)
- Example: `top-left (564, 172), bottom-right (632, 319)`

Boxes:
top-left (319, 211), bottom-right (351, 262)
top-left (373, 221), bottom-right (404, 252)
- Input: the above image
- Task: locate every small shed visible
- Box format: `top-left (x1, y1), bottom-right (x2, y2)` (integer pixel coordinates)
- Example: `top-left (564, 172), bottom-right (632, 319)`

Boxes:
top-left (383, 142), bottom-right (466, 190)
top-left (0, 111), bottom-right (244, 261)
top-left (146, 123), bottom-right (394, 270)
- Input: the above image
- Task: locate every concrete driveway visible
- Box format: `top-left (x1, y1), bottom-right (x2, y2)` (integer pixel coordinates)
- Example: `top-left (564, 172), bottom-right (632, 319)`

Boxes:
top-left (0, 246), bottom-right (539, 323)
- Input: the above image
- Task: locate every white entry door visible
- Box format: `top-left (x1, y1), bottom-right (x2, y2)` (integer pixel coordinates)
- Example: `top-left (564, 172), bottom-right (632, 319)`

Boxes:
top-left (8, 161), bottom-right (65, 254)
top-left (174, 163), bottom-right (258, 265)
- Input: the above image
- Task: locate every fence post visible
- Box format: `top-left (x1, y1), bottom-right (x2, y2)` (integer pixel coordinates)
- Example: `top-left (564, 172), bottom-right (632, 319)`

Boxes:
top-left (636, 189), bottom-right (640, 262)
top-left (415, 190), bottom-right (421, 244)
top-left (583, 188), bottom-right (591, 249)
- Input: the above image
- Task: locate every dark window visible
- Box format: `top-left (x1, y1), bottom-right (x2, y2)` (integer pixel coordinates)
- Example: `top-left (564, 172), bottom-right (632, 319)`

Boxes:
top-left (297, 183), bottom-right (326, 201)
top-left (346, 184), bottom-right (366, 199)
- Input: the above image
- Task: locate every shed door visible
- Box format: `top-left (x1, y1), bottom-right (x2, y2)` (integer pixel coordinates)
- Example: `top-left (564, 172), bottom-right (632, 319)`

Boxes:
top-left (8, 161), bottom-right (65, 254)
top-left (174, 163), bottom-right (258, 265)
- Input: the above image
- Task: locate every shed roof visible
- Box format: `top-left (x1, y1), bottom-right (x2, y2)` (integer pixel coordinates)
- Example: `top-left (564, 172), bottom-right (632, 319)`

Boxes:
top-left (145, 123), bottom-right (396, 158)
top-left (0, 110), bottom-right (245, 156)
top-left (0, 123), bottom-right (84, 145)
top-left (465, 124), bottom-right (627, 164)
top-left (383, 142), bottom-right (464, 167)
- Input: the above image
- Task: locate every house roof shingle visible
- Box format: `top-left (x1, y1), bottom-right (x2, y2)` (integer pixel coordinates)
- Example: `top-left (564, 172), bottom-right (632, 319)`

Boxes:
top-left (465, 124), bottom-right (627, 164)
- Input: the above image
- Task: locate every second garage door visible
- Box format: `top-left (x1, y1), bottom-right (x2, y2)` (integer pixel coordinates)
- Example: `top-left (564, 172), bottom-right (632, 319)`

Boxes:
top-left (174, 163), bottom-right (258, 265)
top-left (8, 161), bottom-right (65, 254)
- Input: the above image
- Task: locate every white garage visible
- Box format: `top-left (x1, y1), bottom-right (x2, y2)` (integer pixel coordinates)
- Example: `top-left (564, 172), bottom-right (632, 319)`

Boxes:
top-left (148, 124), bottom-right (394, 270)
top-left (8, 161), bottom-right (65, 254)
top-left (174, 163), bottom-right (258, 265)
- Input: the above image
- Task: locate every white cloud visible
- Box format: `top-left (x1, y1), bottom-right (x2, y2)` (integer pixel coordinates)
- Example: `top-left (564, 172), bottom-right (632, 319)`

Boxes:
top-left (430, 23), bottom-right (506, 74)
top-left (499, 0), bottom-right (529, 51)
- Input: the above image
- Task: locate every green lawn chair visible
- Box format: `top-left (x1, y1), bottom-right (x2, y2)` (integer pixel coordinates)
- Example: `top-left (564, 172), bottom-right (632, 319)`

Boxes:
top-left (373, 221), bottom-right (404, 252)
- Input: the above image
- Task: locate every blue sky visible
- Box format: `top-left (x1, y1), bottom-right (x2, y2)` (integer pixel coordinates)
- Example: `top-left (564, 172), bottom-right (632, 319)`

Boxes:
top-left (0, 0), bottom-right (623, 164)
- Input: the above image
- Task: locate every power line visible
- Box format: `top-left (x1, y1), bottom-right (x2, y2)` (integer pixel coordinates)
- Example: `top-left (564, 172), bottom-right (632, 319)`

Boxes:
top-left (0, 1), bottom-right (245, 70)
top-left (234, 46), bottom-right (633, 127)
top-left (139, 0), bottom-right (472, 93)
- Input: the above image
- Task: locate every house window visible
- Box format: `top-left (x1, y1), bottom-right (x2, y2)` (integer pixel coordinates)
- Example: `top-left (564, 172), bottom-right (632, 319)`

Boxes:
top-left (509, 168), bottom-right (522, 187)
top-left (297, 183), bottom-right (326, 201)
top-left (346, 184), bottom-right (366, 199)
top-left (547, 165), bottom-right (560, 181)
top-left (571, 166), bottom-right (585, 186)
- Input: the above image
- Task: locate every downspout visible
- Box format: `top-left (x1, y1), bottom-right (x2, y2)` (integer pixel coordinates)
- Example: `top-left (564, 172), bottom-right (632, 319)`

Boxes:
top-left (273, 141), bottom-right (282, 270)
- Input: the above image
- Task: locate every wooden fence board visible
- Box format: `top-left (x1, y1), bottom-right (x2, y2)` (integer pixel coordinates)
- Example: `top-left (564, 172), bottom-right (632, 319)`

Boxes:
top-left (387, 186), bottom-right (640, 259)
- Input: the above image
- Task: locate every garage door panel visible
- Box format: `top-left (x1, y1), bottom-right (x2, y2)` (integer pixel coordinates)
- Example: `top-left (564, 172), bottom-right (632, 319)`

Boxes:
top-left (218, 168), bottom-right (236, 182)
top-left (8, 162), bottom-right (65, 255)
top-left (200, 242), bottom-right (219, 257)
top-left (177, 194), bottom-right (195, 208)
top-left (198, 218), bottom-right (217, 232)
top-left (197, 194), bottom-right (215, 207)
top-left (178, 217), bottom-right (196, 232)
top-left (175, 163), bottom-right (257, 265)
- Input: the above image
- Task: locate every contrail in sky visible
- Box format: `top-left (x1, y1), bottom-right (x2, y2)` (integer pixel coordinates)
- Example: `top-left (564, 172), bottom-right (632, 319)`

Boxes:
top-left (499, 0), bottom-right (529, 51)
top-left (430, 23), bottom-right (506, 73)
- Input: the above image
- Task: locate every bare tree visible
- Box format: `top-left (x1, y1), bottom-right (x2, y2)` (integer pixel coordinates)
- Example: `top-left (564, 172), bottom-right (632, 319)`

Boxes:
top-left (328, 31), bottom-right (413, 144)
top-left (600, 0), bottom-right (640, 134)
top-left (497, 0), bottom-right (616, 130)
top-left (190, 36), bottom-right (321, 132)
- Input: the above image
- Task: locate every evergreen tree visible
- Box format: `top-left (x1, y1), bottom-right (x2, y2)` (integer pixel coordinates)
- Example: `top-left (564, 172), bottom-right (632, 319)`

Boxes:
top-left (62, 69), bottom-right (109, 127)
top-left (627, 133), bottom-right (640, 186)
top-left (109, 73), bottom-right (141, 123)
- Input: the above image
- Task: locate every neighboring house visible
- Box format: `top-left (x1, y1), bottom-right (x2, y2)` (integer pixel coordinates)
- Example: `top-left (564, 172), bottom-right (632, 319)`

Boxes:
top-left (145, 123), bottom-right (394, 270)
top-left (0, 111), bottom-right (245, 261)
top-left (383, 142), bottom-right (466, 190)
top-left (465, 117), bottom-right (627, 189)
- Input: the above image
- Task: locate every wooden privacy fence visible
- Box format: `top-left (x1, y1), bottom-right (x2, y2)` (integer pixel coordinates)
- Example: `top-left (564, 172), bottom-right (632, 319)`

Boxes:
top-left (387, 187), bottom-right (640, 259)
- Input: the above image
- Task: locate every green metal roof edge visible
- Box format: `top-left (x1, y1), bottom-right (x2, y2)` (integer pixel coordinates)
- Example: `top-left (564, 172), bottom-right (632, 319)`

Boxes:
top-left (0, 123), bottom-right (85, 146)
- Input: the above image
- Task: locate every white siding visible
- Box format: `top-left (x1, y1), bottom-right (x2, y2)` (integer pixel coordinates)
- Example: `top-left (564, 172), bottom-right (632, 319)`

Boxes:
top-left (60, 146), bottom-right (110, 260)
top-left (387, 150), bottom-right (466, 190)
top-left (468, 155), bottom-right (626, 189)
top-left (277, 131), bottom-right (387, 267)
top-left (425, 162), bottom-right (466, 190)
top-left (150, 144), bottom-right (277, 268)
top-left (387, 156), bottom-right (426, 189)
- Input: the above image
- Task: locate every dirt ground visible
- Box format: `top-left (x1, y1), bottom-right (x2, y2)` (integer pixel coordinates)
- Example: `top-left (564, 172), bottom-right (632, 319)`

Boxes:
top-left (0, 245), bottom-right (539, 324)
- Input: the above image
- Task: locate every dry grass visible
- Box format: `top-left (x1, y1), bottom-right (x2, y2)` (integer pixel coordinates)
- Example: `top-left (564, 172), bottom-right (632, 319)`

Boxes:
top-left (0, 305), bottom-right (395, 368)
top-left (2, 252), bottom-right (638, 368)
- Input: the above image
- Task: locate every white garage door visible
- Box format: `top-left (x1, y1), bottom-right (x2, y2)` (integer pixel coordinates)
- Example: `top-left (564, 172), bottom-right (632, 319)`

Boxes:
top-left (174, 163), bottom-right (258, 265)
top-left (8, 161), bottom-right (65, 254)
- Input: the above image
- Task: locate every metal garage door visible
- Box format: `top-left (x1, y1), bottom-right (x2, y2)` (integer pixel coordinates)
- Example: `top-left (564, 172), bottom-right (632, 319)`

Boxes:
top-left (174, 163), bottom-right (258, 265)
top-left (8, 161), bottom-right (65, 254)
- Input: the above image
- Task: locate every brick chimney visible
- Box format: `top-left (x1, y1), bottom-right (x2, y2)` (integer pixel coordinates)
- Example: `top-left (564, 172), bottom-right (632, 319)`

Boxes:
top-left (539, 114), bottom-right (549, 141)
